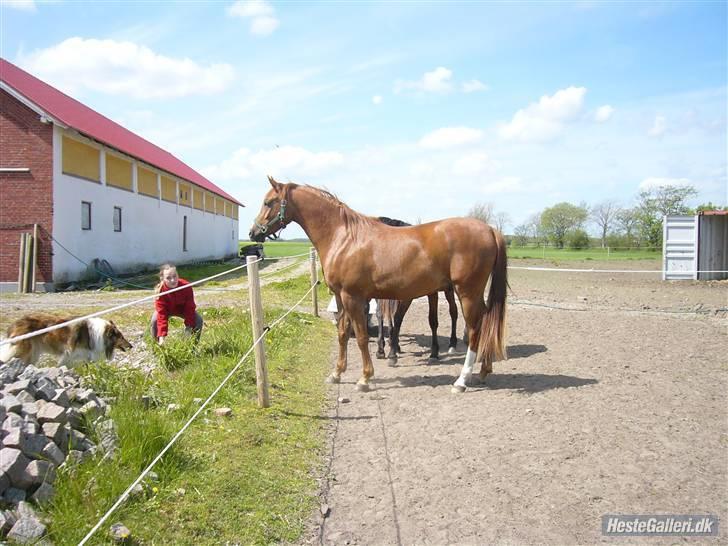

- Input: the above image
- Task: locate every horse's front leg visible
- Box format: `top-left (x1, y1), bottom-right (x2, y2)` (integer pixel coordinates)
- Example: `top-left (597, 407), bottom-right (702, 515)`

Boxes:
top-left (326, 295), bottom-right (351, 384)
top-left (341, 293), bottom-right (374, 392)
top-left (444, 286), bottom-right (459, 354)
top-left (376, 300), bottom-right (386, 359)
top-left (427, 292), bottom-right (440, 361)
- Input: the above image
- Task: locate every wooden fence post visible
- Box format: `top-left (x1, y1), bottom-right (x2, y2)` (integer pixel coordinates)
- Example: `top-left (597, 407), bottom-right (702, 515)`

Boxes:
top-left (31, 224), bottom-right (38, 293)
top-left (23, 233), bottom-right (33, 293)
top-left (246, 255), bottom-right (270, 408)
top-left (18, 233), bottom-right (26, 294)
top-left (310, 247), bottom-right (319, 317)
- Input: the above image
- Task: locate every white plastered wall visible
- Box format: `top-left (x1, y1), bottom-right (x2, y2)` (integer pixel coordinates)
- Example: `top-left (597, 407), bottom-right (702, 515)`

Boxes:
top-left (52, 127), bottom-right (238, 283)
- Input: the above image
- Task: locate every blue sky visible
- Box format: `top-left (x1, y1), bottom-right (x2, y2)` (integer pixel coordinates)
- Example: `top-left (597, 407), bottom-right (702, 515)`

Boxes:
top-left (2, 0), bottom-right (726, 239)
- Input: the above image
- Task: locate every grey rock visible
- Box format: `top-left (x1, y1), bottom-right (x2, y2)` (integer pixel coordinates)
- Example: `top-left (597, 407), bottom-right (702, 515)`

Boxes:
top-left (64, 450), bottom-right (84, 467)
top-left (41, 422), bottom-right (69, 451)
top-left (42, 367), bottom-right (61, 381)
top-left (51, 389), bottom-right (70, 408)
top-left (0, 404), bottom-right (6, 426)
top-left (7, 516), bottom-right (47, 543)
top-left (75, 388), bottom-right (97, 405)
top-left (70, 429), bottom-right (94, 451)
top-left (3, 486), bottom-right (26, 504)
top-left (21, 419), bottom-right (40, 435)
top-left (25, 460), bottom-right (56, 485)
top-left (110, 522), bottom-right (132, 543)
top-left (0, 359), bottom-right (25, 383)
top-left (1, 508), bottom-right (18, 530)
top-left (15, 390), bottom-right (36, 404)
top-left (18, 365), bottom-right (43, 382)
top-left (0, 470), bottom-right (9, 495)
top-left (65, 407), bottom-right (81, 427)
top-left (21, 402), bottom-right (39, 419)
top-left (33, 378), bottom-right (56, 402)
top-left (80, 400), bottom-right (103, 420)
top-left (22, 434), bottom-right (50, 458)
top-left (1, 394), bottom-right (22, 413)
top-left (4, 380), bottom-right (35, 396)
top-left (41, 442), bottom-right (65, 466)
top-left (37, 403), bottom-right (67, 424)
top-left (30, 482), bottom-right (55, 505)
top-left (0, 448), bottom-right (30, 487)
top-left (3, 428), bottom-right (26, 450)
top-left (17, 501), bottom-right (38, 520)
top-left (214, 407), bottom-right (233, 417)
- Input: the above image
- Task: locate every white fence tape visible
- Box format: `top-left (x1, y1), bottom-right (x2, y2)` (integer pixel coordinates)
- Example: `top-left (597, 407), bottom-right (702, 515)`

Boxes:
top-left (508, 266), bottom-right (728, 274)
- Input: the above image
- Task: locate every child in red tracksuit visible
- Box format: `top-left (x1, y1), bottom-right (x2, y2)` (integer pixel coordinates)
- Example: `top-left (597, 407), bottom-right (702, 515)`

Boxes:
top-left (150, 263), bottom-right (203, 344)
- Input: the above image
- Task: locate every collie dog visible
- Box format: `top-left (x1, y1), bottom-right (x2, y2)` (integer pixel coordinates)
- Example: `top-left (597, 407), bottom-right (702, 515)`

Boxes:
top-left (0, 313), bottom-right (132, 366)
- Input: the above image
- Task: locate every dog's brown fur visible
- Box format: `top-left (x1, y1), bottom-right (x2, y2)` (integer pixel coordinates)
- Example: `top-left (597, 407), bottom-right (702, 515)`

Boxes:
top-left (0, 313), bottom-right (132, 366)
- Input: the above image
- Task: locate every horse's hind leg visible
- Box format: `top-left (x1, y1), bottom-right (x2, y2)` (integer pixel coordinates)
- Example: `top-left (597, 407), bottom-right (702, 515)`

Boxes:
top-left (391, 299), bottom-right (411, 357)
top-left (327, 295), bottom-right (352, 384)
top-left (444, 286), bottom-right (459, 354)
top-left (427, 292), bottom-right (440, 361)
top-left (341, 292), bottom-right (375, 392)
top-left (451, 292), bottom-right (485, 394)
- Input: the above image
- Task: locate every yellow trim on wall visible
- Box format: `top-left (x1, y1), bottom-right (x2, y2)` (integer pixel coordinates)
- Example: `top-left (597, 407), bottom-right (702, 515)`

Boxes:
top-left (193, 188), bottom-right (204, 210)
top-left (106, 154), bottom-right (133, 190)
top-left (232, 204), bottom-right (238, 220)
top-left (62, 136), bottom-right (100, 182)
top-left (137, 166), bottom-right (158, 197)
top-left (161, 176), bottom-right (177, 203)
top-left (215, 196), bottom-right (224, 215)
top-left (205, 192), bottom-right (215, 213)
top-left (179, 182), bottom-right (191, 206)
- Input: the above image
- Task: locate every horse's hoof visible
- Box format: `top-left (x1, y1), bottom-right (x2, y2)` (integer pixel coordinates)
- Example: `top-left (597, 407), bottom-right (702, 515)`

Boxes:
top-left (376, 353), bottom-right (386, 360)
top-left (451, 385), bottom-right (466, 394)
top-left (356, 382), bottom-right (370, 392)
top-left (428, 356), bottom-right (439, 363)
top-left (325, 374), bottom-right (341, 384)
top-left (387, 358), bottom-right (397, 367)
top-left (448, 347), bottom-right (456, 355)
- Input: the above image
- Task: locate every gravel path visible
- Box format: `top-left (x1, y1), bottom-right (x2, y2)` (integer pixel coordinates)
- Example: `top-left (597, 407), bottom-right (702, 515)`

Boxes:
top-left (309, 267), bottom-right (727, 545)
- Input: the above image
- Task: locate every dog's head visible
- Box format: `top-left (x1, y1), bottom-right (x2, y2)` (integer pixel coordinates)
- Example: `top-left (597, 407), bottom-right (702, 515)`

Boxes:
top-left (103, 321), bottom-right (132, 359)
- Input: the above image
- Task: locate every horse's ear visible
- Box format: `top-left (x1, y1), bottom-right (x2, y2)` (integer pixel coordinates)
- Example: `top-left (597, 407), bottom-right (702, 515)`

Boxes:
top-left (268, 175), bottom-right (281, 192)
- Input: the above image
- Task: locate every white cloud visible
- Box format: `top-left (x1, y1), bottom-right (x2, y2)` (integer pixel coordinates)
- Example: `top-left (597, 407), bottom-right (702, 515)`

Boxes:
top-left (481, 176), bottom-right (523, 194)
top-left (3, 0), bottom-right (36, 11)
top-left (203, 145), bottom-right (344, 182)
top-left (452, 152), bottom-right (492, 176)
top-left (18, 38), bottom-right (234, 99)
top-left (372, 95), bottom-right (383, 105)
top-left (462, 79), bottom-right (489, 93)
top-left (648, 114), bottom-right (667, 137)
top-left (395, 66), bottom-right (454, 94)
top-left (499, 86), bottom-right (587, 142)
top-left (639, 177), bottom-right (693, 191)
top-left (419, 127), bottom-right (483, 149)
top-left (594, 104), bottom-right (614, 123)
top-left (227, 0), bottom-right (279, 36)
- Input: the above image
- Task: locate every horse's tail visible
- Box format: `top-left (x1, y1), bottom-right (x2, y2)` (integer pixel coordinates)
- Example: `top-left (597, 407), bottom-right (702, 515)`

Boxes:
top-left (477, 229), bottom-right (508, 364)
top-left (379, 299), bottom-right (399, 323)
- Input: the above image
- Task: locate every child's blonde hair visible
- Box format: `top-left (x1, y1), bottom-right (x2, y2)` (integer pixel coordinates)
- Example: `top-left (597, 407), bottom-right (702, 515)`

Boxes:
top-left (155, 263), bottom-right (177, 293)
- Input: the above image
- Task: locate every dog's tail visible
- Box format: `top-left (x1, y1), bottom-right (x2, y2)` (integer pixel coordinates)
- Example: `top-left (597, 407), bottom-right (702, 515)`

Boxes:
top-left (0, 338), bottom-right (18, 364)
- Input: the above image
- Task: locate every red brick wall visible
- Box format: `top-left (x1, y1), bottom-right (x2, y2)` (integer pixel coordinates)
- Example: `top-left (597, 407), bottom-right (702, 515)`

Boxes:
top-left (0, 90), bottom-right (54, 284)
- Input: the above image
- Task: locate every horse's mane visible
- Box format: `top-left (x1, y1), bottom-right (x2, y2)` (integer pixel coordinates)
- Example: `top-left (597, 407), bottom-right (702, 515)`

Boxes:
top-left (304, 185), bottom-right (376, 236)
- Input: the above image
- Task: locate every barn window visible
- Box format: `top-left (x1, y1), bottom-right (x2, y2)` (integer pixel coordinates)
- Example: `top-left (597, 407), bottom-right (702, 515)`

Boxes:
top-left (113, 206), bottom-right (122, 232)
top-left (183, 215), bottom-right (188, 252)
top-left (137, 166), bottom-right (159, 198)
top-left (63, 136), bottom-right (100, 182)
top-left (81, 201), bottom-right (92, 230)
top-left (106, 154), bottom-right (133, 191)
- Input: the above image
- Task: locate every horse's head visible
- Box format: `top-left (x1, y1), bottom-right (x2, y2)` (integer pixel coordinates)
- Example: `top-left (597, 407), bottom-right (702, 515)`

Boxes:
top-left (249, 176), bottom-right (292, 242)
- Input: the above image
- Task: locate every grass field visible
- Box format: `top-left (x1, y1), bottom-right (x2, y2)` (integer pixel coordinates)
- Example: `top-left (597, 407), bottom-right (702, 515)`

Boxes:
top-left (239, 240), bottom-right (313, 259)
top-left (45, 274), bottom-right (335, 545)
top-left (508, 246), bottom-right (660, 261)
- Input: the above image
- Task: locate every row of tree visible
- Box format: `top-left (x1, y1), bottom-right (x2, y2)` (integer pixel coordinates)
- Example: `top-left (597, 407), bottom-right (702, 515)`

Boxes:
top-left (469, 185), bottom-right (726, 249)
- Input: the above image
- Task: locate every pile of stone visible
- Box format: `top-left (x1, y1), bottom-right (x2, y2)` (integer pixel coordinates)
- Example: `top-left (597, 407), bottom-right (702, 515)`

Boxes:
top-left (0, 358), bottom-right (118, 542)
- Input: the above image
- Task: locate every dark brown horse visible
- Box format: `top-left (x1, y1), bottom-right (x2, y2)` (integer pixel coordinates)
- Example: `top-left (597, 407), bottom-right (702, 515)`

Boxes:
top-left (249, 177), bottom-right (508, 393)
top-left (375, 217), bottom-right (459, 364)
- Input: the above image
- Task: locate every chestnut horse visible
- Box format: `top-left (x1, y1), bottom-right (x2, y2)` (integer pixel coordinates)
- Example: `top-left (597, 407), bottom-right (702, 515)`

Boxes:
top-left (249, 177), bottom-right (507, 393)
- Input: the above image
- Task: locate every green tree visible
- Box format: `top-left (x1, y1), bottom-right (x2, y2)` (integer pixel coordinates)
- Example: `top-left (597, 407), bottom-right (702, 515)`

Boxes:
top-left (696, 202), bottom-right (728, 212)
top-left (635, 185), bottom-right (698, 247)
top-left (512, 223), bottom-right (530, 246)
top-left (467, 202), bottom-right (494, 224)
top-left (540, 202), bottom-right (588, 248)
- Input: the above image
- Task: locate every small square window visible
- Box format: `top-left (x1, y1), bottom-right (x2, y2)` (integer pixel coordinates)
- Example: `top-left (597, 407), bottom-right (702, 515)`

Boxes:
top-left (113, 206), bottom-right (122, 232)
top-left (81, 201), bottom-right (92, 230)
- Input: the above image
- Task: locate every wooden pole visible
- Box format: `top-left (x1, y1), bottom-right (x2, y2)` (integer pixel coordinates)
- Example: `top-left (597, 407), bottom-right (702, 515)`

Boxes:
top-left (31, 224), bottom-right (38, 293)
top-left (23, 233), bottom-right (32, 293)
top-left (310, 247), bottom-right (319, 317)
top-left (18, 233), bottom-right (26, 294)
top-left (246, 255), bottom-right (270, 408)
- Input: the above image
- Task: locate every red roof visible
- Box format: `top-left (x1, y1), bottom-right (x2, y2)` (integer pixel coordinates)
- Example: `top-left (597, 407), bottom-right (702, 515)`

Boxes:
top-left (0, 58), bottom-right (242, 206)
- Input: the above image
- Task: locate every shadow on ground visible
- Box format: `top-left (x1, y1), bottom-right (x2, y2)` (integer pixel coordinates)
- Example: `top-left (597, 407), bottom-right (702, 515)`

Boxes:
top-left (376, 373), bottom-right (597, 394)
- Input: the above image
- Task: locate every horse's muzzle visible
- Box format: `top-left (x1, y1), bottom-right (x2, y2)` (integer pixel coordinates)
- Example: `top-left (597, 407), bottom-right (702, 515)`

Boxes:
top-left (249, 228), bottom-right (266, 242)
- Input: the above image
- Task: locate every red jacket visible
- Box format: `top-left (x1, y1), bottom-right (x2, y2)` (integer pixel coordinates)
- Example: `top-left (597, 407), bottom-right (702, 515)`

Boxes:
top-left (155, 278), bottom-right (197, 337)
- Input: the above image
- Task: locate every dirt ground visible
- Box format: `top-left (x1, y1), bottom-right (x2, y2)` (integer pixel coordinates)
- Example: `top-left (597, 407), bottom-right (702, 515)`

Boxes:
top-left (308, 260), bottom-right (727, 545)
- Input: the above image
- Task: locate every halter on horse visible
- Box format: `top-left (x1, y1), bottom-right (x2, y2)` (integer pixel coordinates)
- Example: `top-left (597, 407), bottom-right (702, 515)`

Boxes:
top-left (250, 177), bottom-right (507, 393)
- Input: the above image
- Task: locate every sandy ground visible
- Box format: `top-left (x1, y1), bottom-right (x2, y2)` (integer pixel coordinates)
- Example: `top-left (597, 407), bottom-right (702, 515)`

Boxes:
top-left (308, 261), bottom-right (727, 545)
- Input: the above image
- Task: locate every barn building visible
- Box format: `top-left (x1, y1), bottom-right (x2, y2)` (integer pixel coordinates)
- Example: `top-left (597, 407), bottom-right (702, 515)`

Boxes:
top-left (0, 58), bottom-right (242, 292)
top-left (663, 211), bottom-right (728, 281)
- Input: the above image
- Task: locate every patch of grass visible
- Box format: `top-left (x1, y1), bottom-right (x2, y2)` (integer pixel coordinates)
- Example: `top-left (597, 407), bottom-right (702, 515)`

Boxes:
top-left (45, 301), bottom-right (335, 545)
top-left (262, 269), bottom-right (330, 309)
top-left (254, 241), bottom-right (313, 258)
